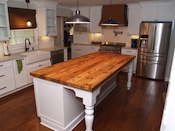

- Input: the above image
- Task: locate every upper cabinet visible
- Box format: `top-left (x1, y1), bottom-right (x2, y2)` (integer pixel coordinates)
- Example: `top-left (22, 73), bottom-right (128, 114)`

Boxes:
top-left (0, 0), bottom-right (10, 41)
top-left (140, 2), bottom-right (175, 22)
top-left (90, 6), bottom-right (102, 33)
top-left (128, 4), bottom-right (141, 35)
top-left (38, 7), bottom-right (57, 36)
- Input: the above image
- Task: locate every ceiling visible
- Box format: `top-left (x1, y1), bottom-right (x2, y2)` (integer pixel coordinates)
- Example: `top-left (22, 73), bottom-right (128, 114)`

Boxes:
top-left (18, 0), bottom-right (175, 7)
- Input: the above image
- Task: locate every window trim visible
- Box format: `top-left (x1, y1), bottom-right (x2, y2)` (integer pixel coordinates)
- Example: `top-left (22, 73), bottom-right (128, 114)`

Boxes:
top-left (9, 28), bottom-right (39, 52)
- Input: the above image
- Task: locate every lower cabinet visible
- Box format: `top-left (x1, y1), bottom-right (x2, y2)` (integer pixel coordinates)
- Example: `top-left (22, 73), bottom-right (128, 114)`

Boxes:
top-left (13, 58), bottom-right (28, 88)
top-left (121, 48), bottom-right (138, 73)
top-left (71, 44), bottom-right (100, 59)
top-left (26, 59), bottom-right (51, 83)
top-left (0, 79), bottom-right (16, 95)
top-left (0, 60), bottom-right (16, 96)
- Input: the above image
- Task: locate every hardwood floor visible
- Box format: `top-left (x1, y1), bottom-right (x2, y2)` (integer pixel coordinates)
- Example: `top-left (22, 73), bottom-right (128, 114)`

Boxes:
top-left (0, 72), bottom-right (168, 131)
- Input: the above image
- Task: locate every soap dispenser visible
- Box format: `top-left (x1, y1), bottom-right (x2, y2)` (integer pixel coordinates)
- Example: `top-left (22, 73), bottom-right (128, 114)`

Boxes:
top-left (4, 41), bottom-right (11, 56)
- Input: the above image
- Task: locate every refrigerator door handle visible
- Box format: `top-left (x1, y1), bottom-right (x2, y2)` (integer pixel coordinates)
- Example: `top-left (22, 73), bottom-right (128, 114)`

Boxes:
top-left (140, 60), bottom-right (164, 65)
top-left (151, 24), bottom-right (156, 52)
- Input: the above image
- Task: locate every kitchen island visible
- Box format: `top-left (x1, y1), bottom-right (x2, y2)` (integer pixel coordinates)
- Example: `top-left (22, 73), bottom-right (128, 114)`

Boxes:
top-left (30, 52), bottom-right (135, 131)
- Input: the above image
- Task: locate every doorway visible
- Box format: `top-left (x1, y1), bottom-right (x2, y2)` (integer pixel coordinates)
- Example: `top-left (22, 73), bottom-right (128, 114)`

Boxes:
top-left (54, 16), bottom-right (73, 60)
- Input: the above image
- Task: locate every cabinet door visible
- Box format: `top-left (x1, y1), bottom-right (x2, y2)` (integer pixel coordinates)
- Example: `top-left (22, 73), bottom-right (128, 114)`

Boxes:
top-left (46, 9), bottom-right (57, 36)
top-left (86, 46), bottom-right (99, 54)
top-left (38, 7), bottom-right (57, 37)
top-left (141, 7), bottom-right (157, 21)
top-left (0, 1), bottom-right (10, 41)
top-left (13, 58), bottom-right (28, 88)
top-left (90, 6), bottom-right (102, 33)
top-left (128, 7), bottom-right (141, 35)
top-left (121, 48), bottom-right (138, 73)
top-left (0, 79), bottom-right (16, 95)
top-left (27, 60), bottom-right (51, 83)
top-left (157, 6), bottom-right (175, 21)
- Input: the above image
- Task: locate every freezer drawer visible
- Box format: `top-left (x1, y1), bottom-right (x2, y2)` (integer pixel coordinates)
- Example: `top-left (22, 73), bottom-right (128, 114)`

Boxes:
top-left (136, 60), bottom-right (166, 80)
top-left (138, 52), bottom-right (167, 61)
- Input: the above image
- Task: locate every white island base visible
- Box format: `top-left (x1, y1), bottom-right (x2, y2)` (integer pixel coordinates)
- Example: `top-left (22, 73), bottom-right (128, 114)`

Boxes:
top-left (33, 73), bottom-right (117, 131)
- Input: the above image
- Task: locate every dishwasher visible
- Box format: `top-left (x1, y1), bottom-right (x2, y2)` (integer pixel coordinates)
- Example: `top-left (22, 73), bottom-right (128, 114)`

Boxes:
top-left (50, 49), bottom-right (64, 65)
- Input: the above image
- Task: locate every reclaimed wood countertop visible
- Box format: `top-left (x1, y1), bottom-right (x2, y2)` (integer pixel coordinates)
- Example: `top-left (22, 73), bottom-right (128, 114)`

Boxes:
top-left (30, 52), bottom-right (135, 92)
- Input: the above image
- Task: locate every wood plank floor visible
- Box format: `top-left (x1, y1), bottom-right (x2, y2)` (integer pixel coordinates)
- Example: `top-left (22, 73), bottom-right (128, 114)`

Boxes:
top-left (0, 72), bottom-right (168, 131)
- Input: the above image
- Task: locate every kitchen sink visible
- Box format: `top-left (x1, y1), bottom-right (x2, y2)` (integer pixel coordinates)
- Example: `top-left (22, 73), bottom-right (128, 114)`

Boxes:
top-left (20, 50), bottom-right (51, 64)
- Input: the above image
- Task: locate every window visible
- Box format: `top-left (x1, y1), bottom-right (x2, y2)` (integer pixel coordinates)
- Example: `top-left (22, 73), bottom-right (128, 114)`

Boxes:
top-left (10, 29), bottom-right (37, 45)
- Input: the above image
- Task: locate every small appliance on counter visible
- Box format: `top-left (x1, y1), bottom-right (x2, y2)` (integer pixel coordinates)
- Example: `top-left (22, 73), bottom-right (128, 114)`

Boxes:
top-left (131, 39), bottom-right (138, 48)
top-left (3, 42), bottom-right (11, 56)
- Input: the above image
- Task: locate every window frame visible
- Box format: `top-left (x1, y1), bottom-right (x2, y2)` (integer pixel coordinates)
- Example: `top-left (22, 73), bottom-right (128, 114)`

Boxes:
top-left (9, 28), bottom-right (39, 52)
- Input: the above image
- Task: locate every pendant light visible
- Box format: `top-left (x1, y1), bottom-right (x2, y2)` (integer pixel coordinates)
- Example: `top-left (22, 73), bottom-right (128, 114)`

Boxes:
top-left (65, 0), bottom-right (90, 24)
top-left (102, 0), bottom-right (118, 26)
top-left (26, 0), bottom-right (32, 27)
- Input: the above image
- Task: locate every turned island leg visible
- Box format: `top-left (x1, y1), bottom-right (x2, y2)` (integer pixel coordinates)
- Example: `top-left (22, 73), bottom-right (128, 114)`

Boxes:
top-left (85, 106), bottom-right (94, 131)
top-left (127, 60), bottom-right (134, 90)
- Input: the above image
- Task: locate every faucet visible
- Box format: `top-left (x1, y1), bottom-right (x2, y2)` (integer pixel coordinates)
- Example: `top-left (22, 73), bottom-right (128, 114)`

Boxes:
top-left (25, 38), bottom-right (31, 52)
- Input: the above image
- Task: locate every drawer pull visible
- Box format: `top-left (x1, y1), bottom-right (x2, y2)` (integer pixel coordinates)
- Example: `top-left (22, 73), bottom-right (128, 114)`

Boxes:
top-left (39, 65), bottom-right (42, 67)
top-left (0, 65), bottom-right (3, 67)
top-left (126, 51), bottom-right (132, 52)
top-left (0, 87), bottom-right (7, 90)
top-left (75, 48), bottom-right (81, 50)
top-left (0, 75), bottom-right (5, 77)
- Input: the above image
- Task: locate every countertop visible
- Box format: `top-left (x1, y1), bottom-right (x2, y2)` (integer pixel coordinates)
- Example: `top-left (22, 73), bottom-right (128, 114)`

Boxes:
top-left (122, 46), bottom-right (138, 50)
top-left (39, 46), bottom-right (67, 52)
top-left (72, 43), bottom-right (100, 47)
top-left (30, 52), bottom-right (135, 92)
top-left (0, 46), bottom-right (66, 62)
top-left (0, 54), bottom-right (25, 63)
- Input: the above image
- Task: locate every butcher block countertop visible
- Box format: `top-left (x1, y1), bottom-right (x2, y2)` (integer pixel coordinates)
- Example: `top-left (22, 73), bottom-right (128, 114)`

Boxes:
top-left (30, 52), bottom-right (135, 92)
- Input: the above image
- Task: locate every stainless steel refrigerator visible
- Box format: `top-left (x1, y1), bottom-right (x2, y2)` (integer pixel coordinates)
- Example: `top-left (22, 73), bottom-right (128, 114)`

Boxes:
top-left (136, 21), bottom-right (172, 80)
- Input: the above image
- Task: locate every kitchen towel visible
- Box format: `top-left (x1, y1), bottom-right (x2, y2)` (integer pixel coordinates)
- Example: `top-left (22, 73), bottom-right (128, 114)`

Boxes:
top-left (16, 59), bottom-right (23, 74)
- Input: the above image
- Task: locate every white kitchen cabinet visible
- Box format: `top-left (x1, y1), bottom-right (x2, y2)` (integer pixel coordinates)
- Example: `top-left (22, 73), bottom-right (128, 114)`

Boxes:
top-left (121, 48), bottom-right (138, 73)
top-left (86, 45), bottom-right (100, 54)
top-left (38, 7), bottom-right (57, 36)
top-left (0, 0), bottom-right (10, 41)
top-left (141, 4), bottom-right (175, 22)
top-left (12, 58), bottom-right (28, 88)
top-left (128, 4), bottom-right (141, 35)
top-left (90, 6), bottom-right (102, 33)
top-left (71, 44), bottom-right (100, 59)
top-left (71, 44), bottom-right (87, 59)
top-left (33, 78), bottom-right (84, 130)
top-left (26, 59), bottom-right (51, 83)
top-left (141, 6), bottom-right (157, 21)
top-left (0, 60), bottom-right (16, 96)
top-left (72, 6), bottom-right (90, 33)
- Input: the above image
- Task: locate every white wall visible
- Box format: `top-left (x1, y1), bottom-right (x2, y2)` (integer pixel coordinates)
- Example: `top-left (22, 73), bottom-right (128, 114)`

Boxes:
top-left (39, 37), bottom-right (54, 49)
top-left (92, 27), bottom-right (136, 47)
top-left (165, 19), bottom-right (175, 81)
top-left (160, 48), bottom-right (175, 131)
